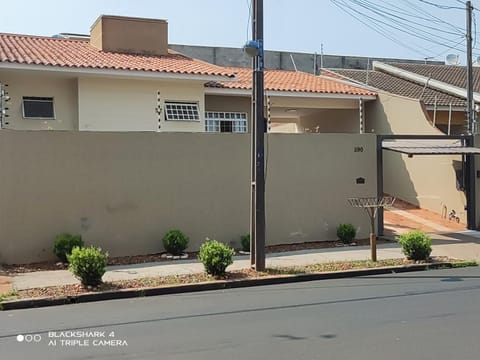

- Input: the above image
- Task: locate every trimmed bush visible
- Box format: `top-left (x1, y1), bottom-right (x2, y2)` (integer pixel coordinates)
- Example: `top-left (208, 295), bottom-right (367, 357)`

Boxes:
top-left (240, 234), bottom-right (250, 252)
top-left (68, 246), bottom-right (108, 287)
top-left (162, 229), bottom-right (189, 255)
top-left (53, 233), bottom-right (84, 263)
top-left (336, 223), bottom-right (356, 244)
top-left (398, 230), bottom-right (432, 261)
top-left (198, 239), bottom-right (235, 276)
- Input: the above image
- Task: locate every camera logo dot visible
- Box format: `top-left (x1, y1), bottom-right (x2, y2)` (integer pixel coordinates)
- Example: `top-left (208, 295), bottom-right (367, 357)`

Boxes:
top-left (17, 334), bottom-right (41, 343)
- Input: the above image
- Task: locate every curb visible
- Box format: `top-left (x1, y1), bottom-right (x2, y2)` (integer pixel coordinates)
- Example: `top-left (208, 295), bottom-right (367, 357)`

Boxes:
top-left (0, 262), bottom-right (463, 311)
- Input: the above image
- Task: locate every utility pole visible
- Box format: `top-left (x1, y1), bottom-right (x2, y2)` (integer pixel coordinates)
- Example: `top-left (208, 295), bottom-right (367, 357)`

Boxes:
top-left (249, 0), bottom-right (266, 271)
top-left (466, 0), bottom-right (474, 134)
top-left (465, 0), bottom-right (477, 230)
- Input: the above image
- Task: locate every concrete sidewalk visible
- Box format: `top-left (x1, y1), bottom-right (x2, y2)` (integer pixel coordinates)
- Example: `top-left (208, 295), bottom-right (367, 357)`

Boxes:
top-left (11, 230), bottom-right (480, 291)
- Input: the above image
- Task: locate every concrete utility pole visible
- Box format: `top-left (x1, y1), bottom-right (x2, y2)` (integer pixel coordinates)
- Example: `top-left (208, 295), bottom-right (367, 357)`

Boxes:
top-left (465, 0), bottom-right (477, 230)
top-left (466, 0), bottom-right (475, 134)
top-left (249, 0), bottom-right (266, 271)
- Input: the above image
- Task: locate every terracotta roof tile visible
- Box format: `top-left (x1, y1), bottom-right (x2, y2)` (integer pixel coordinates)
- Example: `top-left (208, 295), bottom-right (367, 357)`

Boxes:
top-left (0, 33), bottom-right (235, 78)
top-left (327, 68), bottom-right (465, 107)
top-left (207, 66), bottom-right (376, 96)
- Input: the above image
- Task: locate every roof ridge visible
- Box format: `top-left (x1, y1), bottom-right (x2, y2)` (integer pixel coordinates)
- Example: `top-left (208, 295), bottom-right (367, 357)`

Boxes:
top-left (0, 32), bottom-right (89, 43)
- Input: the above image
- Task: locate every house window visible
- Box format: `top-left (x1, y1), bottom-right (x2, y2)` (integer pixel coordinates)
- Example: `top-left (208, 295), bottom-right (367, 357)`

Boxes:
top-left (22, 97), bottom-right (55, 119)
top-left (164, 102), bottom-right (200, 121)
top-left (205, 112), bottom-right (248, 133)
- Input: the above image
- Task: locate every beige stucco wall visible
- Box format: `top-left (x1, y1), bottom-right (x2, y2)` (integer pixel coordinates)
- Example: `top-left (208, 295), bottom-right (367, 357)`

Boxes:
top-left (367, 92), bottom-right (467, 222)
top-left (265, 133), bottom-right (377, 246)
top-left (269, 120), bottom-right (299, 133)
top-left (365, 92), bottom-right (439, 135)
top-left (0, 131), bottom-right (376, 264)
top-left (78, 77), bottom-right (205, 132)
top-left (205, 95), bottom-right (251, 122)
top-left (299, 109), bottom-right (359, 133)
top-left (0, 70), bottom-right (78, 130)
top-left (204, 95), bottom-right (251, 133)
top-left (90, 16), bottom-right (168, 56)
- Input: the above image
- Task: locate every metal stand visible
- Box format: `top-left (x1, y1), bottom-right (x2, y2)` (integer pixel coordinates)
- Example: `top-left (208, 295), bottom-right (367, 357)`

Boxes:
top-left (348, 196), bottom-right (395, 262)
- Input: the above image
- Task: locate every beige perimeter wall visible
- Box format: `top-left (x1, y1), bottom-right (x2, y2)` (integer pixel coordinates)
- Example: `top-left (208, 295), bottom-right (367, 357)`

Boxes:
top-left (367, 92), bottom-right (467, 222)
top-left (0, 131), bottom-right (376, 264)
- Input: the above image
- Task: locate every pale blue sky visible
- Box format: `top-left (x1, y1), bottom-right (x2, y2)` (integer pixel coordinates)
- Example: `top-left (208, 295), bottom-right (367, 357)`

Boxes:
top-left (0, 0), bottom-right (478, 62)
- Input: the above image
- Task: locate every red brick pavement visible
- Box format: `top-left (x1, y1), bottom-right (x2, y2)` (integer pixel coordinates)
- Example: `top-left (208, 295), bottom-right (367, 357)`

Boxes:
top-left (384, 198), bottom-right (466, 235)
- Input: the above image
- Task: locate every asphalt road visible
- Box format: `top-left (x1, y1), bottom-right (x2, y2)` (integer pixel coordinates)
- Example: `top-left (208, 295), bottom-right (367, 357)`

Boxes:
top-left (1, 267), bottom-right (480, 360)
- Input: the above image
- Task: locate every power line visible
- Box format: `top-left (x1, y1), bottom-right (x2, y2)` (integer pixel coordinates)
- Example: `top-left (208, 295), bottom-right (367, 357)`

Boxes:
top-left (331, 0), bottom-right (431, 57)
top-left (342, 0), bottom-right (465, 47)
top-left (351, 0), bottom-right (462, 36)
top-left (331, 0), bottom-right (471, 60)
top-left (402, 0), bottom-right (464, 33)
top-left (418, 0), bottom-right (465, 10)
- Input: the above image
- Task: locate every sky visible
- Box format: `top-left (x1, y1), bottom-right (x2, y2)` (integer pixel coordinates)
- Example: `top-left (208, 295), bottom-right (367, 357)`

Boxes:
top-left (0, 0), bottom-right (478, 63)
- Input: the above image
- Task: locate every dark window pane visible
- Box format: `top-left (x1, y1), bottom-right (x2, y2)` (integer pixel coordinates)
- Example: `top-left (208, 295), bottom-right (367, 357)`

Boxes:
top-left (220, 120), bottom-right (233, 133)
top-left (23, 97), bottom-right (54, 118)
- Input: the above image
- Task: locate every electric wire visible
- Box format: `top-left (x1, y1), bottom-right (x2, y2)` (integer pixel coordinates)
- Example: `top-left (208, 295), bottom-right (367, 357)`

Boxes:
top-left (331, 0), bottom-right (477, 60)
top-left (335, 0), bottom-right (466, 49)
top-left (418, 0), bottom-right (465, 10)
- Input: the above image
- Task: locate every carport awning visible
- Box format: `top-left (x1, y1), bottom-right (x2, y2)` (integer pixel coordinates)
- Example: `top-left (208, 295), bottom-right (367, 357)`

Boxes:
top-left (383, 140), bottom-right (480, 155)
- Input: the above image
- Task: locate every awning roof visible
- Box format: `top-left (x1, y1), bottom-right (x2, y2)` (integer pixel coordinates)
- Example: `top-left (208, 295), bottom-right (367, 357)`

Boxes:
top-left (383, 139), bottom-right (480, 155)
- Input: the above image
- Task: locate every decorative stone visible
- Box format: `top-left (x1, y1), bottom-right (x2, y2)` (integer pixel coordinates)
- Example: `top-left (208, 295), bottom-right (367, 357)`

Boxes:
top-left (238, 250), bottom-right (250, 255)
top-left (165, 253), bottom-right (188, 260)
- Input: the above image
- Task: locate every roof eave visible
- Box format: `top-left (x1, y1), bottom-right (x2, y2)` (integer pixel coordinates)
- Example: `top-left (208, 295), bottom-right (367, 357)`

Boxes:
top-left (0, 62), bottom-right (236, 82)
top-left (205, 87), bottom-right (376, 100)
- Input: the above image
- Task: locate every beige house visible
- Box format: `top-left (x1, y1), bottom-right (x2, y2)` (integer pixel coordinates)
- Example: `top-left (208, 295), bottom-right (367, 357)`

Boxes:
top-left (0, 15), bottom-right (376, 134)
top-left (0, 15), bottom-right (235, 132)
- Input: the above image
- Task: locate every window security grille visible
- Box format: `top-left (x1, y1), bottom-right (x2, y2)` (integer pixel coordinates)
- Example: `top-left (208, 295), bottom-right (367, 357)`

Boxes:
top-left (205, 112), bottom-right (247, 133)
top-left (164, 102), bottom-right (200, 121)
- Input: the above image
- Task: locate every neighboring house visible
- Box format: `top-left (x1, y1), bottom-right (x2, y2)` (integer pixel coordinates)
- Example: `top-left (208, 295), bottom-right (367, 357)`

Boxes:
top-left (326, 61), bottom-right (479, 135)
top-left (326, 62), bottom-right (480, 224)
top-left (0, 15), bottom-right (375, 134)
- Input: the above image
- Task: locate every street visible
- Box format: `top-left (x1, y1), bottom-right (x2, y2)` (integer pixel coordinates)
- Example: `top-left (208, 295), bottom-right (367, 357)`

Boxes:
top-left (1, 267), bottom-right (480, 360)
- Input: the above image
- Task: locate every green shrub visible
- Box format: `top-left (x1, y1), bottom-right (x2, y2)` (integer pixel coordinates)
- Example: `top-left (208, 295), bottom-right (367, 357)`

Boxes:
top-left (398, 230), bottom-right (432, 261)
top-left (240, 234), bottom-right (250, 252)
top-left (336, 223), bottom-right (356, 244)
top-left (198, 239), bottom-right (235, 276)
top-left (162, 229), bottom-right (189, 255)
top-left (68, 246), bottom-right (108, 287)
top-left (53, 233), bottom-right (84, 263)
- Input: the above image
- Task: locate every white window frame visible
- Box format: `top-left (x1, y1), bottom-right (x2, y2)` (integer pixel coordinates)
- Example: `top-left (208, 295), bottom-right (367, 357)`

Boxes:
top-left (205, 111), bottom-right (248, 133)
top-left (22, 96), bottom-right (56, 120)
top-left (164, 101), bottom-right (201, 122)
